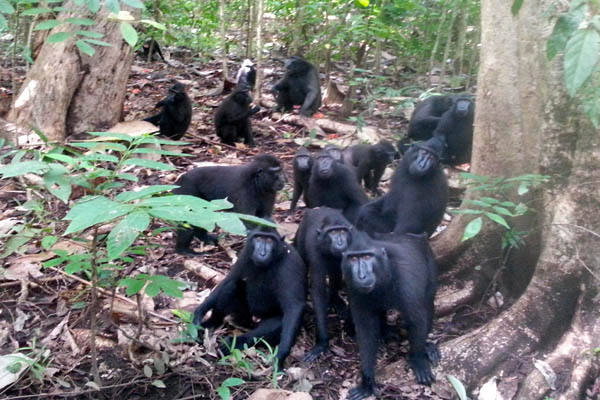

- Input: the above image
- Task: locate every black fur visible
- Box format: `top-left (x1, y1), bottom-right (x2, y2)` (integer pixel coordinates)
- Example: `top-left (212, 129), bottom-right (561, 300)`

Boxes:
top-left (144, 82), bottom-right (192, 140)
top-left (141, 39), bottom-right (165, 61)
top-left (342, 140), bottom-right (397, 194)
top-left (173, 154), bottom-right (285, 254)
top-left (215, 89), bottom-right (261, 146)
top-left (306, 150), bottom-right (368, 223)
top-left (294, 207), bottom-right (354, 361)
top-left (342, 232), bottom-right (439, 400)
top-left (290, 147), bottom-right (313, 211)
top-left (273, 56), bottom-right (321, 116)
top-left (193, 226), bottom-right (307, 367)
top-left (356, 136), bottom-right (448, 237)
top-left (432, 97), bottom-right (474, 165)
top-left (235, 59), bottom-right (256, 90)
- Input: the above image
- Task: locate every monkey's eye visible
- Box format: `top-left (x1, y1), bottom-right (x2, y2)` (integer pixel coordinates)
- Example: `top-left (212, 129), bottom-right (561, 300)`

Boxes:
top-left (266, 238), bottom-right (274, 244)
top-left (363, 255), bottom-right (372, 261)
top-left (351, 256), bottom-right (358, 262)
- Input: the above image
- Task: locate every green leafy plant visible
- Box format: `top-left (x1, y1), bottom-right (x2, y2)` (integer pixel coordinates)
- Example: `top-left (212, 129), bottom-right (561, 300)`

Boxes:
top-left (6, 339), bottom-right (53, 384)
top-left (171, 309), bottom-right (202, 343)
top-left (216, 377), bottom-right (245, 400)
top-left (447, 374), bottom-right (470, 400)
top-left (454, 173), bottom-right (549, 244)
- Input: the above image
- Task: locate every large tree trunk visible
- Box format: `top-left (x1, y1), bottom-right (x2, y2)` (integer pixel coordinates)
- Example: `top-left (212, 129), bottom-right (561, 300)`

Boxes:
top-left (384, 1), bottom-right (600, 399)
top-left (7, 1), bottom-right (140, 141)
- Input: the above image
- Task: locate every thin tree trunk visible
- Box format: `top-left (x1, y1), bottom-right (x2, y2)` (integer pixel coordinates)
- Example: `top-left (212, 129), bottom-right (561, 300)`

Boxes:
top-left (340, 41), bottom-right (369, 118)
top-left (429, 8), bottom-right (448, 74)
top-left (219, 0), bottom-right (229, 80)
top-left (439, 0), bottom-right (458, 79)
top-left (454, 4), bottom-right (468, 75)
top-left (253, 0), bottom-right (265, 102)
top-left (290, 0), bottom-right (305, 56)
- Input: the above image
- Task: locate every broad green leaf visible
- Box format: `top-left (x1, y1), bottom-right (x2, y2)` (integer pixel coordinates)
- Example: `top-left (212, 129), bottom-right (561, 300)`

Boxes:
top-left (511, 0), bottom-right (523, 15)
top-left (355, 0), bottom-right (369, 7)
top-left (547, 14), bottom-right (581, 60)
top-left (76, 39), bottom-right (95, 56)
top-left (117, 173), bottom-right (138, 182)
top-left (140, 195), bottom-right (211, 208)
top-left (70, 141), bottom-right (128, 151)
top-left (81, 153), bottom-right (119, 163)
top-left (172, 309), bottom-right (193, 322)
top-left (517, 181), bottom-right (529, 195)
top-left (119, 276), bottom-right (145, 295)
top-left (116, 185), bottom-right (179, 202)
top-left (65, 17), bottom-right (94, 26)
top-left (82, 39), bottom-right (111, 47)
top-left (491, 206), bottom-right (514, 216)
top-left (43, 164), bottom-right (72, 203)
top-left (140, 19), bottom-right (166, 30)
top-left (76, 30), bottom-right (103, 38)
top-left (151, 380), bottom-right (165, 388)
top-left (0, 14), bottom-right (7, 30)
top-left (217, 386), bottom-right (230, 400)
top-left (0, 161), bottom-right (48, 178)
top-left (21, 7), bottom-right (52, 15)
top-left (222, 377), bottom-right (244, 387)
top-left (447, 375), bottom-right (468, 400)
top-left (105, 0), bottom-right (119, 13)
top-left (107, 211), bottom-right (150, 259)
top-left (137, 137), bottom-right (189, 146)
top-left (0, 227), bottom-right (36, 258)
top-left (34, 19), bottom-right (60, 30)
top-left (564, 29), bottom-right (600, 95)
top-left (147, 207), bottom-right (217, 230)
top-left (63, 196), bottom-right (135, 234)
top-left (44, 153), bottom-right (77, 165)
top-left (465, 199), bottom-right (492, 208)
top-left (132, 148), bottom-right (191, 157)
top-left (122, 158), bottom-right (175, 171)
top-left (48, 31), bottom-right (72, 42)
top-left (122, 0), bottom-right (144, 9)
top-left (41, 236), bottom-right (58, 250)
top-left (120, 22), bottom-right (137, 47)
top-left (479, 197), bottom-right (499, 205)
top-left (88, 131), bottom-right (135, 142)
top-left (216, 216), bottom-right (247, 236)
top-left (0, 0), bottom-right (15, 13)
top-left (462, 217), bottom-right (482, 242)
top-left (485, 212), bottom-right (510, 229)
top-left (85, 0), bottom-right (100, 13)
top-left (450, 209), bottom-right (483, 215)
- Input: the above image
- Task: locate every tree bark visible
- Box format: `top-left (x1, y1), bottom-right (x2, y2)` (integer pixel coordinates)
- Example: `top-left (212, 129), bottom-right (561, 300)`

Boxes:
top-left (7, 1), bottom-right (139, 141)
top-left (384, 1), bottom-right (600, 399)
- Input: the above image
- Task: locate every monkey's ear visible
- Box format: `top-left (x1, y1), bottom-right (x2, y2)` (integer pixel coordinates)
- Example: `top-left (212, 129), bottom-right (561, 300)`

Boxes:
top-left (316, 228), bottom-right (322, 236)
top-left (380, 248), bottom-right (388, 259)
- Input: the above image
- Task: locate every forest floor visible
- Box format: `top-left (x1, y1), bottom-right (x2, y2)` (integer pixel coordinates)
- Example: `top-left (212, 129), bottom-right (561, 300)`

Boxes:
top-left (0, 53), bottom-right (493, 400)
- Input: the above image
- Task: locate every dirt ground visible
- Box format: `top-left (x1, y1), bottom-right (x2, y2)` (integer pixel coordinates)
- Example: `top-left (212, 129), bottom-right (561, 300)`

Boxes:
top-left (0, 53), bottom-right (491, 400)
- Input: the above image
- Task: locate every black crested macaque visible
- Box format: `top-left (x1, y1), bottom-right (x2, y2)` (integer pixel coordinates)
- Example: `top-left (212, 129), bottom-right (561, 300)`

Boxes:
top-left (407, 95), bottom-right (455, 141)
top-left (342, 140), bottom-right (397, 194)
top-left (342, 232), bottom-right (439, 400)
top-left (193, 226), bottom-right (306, 367)
top-left (144, 82), bottom-right (192, 140)
top-left (294, 207), bottom-right (354, 361)
top-left (142, 39), bottom-right (165, 61)
top-left (356, 136), bottom-right (448, 237)
top-left (273, 56), bottom-right (321, 116)
top-left (306, 150), bottom-right (368, 222)
top-left (214, 89), bottom-right (261, 146)
top-left (290, 147), bottom-right (314, 211)
top-left (235, 59), bottom-right (256, 90)
top-left (173, 154), bottom-right (285, 254)
top-left (324, 144), bottom-right (343, 162)
top-left (432, 97), bottom-right (474, 165)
